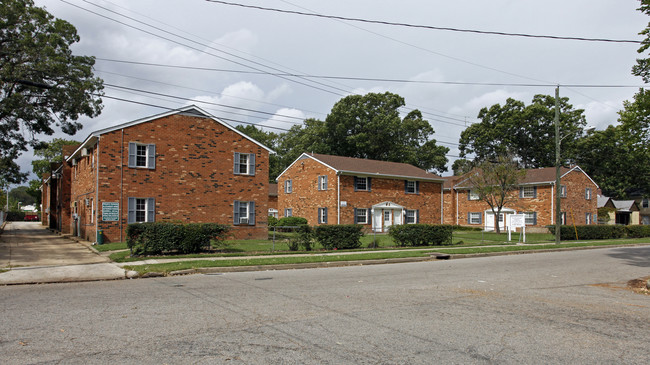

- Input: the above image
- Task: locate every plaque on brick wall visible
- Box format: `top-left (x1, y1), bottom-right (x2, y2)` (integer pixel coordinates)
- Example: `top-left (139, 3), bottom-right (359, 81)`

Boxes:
top-left (102, 202), bottom-right (119, 221)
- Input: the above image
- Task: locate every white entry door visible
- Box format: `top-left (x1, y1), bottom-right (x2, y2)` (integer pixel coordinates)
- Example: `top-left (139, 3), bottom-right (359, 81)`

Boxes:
top-left (383, 210), bottom-right (392, 231)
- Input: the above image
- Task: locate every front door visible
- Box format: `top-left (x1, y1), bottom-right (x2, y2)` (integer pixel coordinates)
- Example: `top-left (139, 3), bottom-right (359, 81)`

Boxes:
top-left (383, 210), bottom-right (392, 231)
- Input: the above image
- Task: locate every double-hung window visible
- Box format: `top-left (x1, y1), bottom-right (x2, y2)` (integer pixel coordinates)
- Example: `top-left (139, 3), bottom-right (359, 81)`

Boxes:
top-left (127, 197), bottom-right (155, 223)
top-left (318, 207), bottom-right (328, 224)
top-left (128, 143), bottom-right (156, 169)
top-left (405, 209), bottom-right (418, 224)
top-left (318, 175), bottom-right (328, 191)
top-left (468, 190), bottom-right (480, 200)
top-left (559, 185), bottom-right (567, 198)
top-left (354, 177), bottom-right (371, 191)
top-left (233, 152), bottom-right (255, 176)
top-left (285, 179), bottom-right (293, 193)
top-left (524, 212), bottom-right (537, 226)
top-left (233, 201), bottom-right (255, 225)
top-left (354, 208), bottom-right (369, 224)
top-left (585, 188), bottom-right (592, 200)
top-left (468, 212), bottom-right (482, 225)
top-left (405, 181), bottom-right (419, 194)
top-left (585, 212), bottom-right (592, 224)
top-left (560, 212), bottom-right (567, 225)
top-left (284, 208), bottom-right (293, 217)
top-left (520, 186), bottom-right (537, 198)
top-left (643, 198), bottom-right (649, 208)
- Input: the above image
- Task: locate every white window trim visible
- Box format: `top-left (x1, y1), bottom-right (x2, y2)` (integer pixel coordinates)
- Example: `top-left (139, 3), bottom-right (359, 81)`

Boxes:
top-left (406, 181), bottom-right (417, 194)
top-left (405, 209), bottom-right (417, 224)
top-left (468, 190), bottom-right (480, 200)
top-left (284, 208), bottom-right (293, 217)
top-left (356, 209), bottom-right (368, 224)
top-left (522, 186), bottom-right (535, 199)
top-left (285, 179), bottom-right (293, 194)
top-left (469, 212), bottom-right (481, 225)
top-left (355, 177), bottom-right (368, 191)
top-left (560, 185), bottom-right (567, 198)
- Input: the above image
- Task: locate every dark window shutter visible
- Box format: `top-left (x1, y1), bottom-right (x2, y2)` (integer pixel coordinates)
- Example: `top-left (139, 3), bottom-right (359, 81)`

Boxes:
top-left (367, 209), bottom-right (371, 224)
top-left (317, 208), bottom-right (321, 223)
top-left (147, 144), bottom-right (156, 169)
top-left (367, 178), bottom-right (372, 191)
top-left (353, 208), bottom-right (358, 224)
top-left (249, 202), bottom-right (255, 225)
top-left (127, 197), bottom-right (135, 223)
top-left (354, 177), bottom-right (358, 191)
top-left (233, 152), bottom-right (240, 175)
top-left (249, 154), bottom-right (255, 176)
top-left (468, 191), bottom-right (471, 200)
top-left (467, 212), bottom-right (471, 223)
top-left (324, 176), bottom-right (328, 190)
top-left (416, 181), bottom-right (420, 194)
top-left (317, 176), bottom-right (321, 191)
top-left (479, 213), bottom-right (482, 225)
top-left (519, 187), bottom-right (524, 198)
top-left (147, 198), bottom-right (155, 222)
top-left (128, 143), bottom-right (136, 167)
top-left (405, 180), bottom-right (409, 193)
top-left (416, 209), bottom-right (420, 223)
top-left (233, 201), bottom-right (240, 225)
top-left (533, 186), bottom-right (537, 198)
top-left (324, 208), bottom-right (328, 224)
top-left (533, 212), bottom-right (537, 226)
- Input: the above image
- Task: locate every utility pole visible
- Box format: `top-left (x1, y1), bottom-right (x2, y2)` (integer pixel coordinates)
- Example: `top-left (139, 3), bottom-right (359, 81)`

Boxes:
top-left (554, 86), bottom-right (561, 244)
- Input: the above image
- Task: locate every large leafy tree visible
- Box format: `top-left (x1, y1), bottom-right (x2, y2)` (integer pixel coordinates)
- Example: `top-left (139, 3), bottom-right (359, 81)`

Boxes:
top-left (466, 155), bottom-right (526, 233)
top-left (277, 92), bottom-right (449, 174)
top-left (0, 0), bottom-right (103, 184)
top-left (632, 0), bottom-right (650, 82)
top-left (31, 138), bottom-right (79, 179)
top-left (459, 94), bottom-right (586, 168)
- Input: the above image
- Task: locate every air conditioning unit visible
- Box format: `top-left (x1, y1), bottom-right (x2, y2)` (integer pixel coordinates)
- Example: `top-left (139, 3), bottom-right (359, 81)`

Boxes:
top-left (71, 159), bottom-right (77, 166)
top-left (239, 218), bottom-right (249, 224)
top-left (81, 148), bottom-right (89, 156)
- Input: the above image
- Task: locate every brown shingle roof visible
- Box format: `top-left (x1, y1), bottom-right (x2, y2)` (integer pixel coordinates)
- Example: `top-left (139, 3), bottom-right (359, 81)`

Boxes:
top-left (453, 166), bottom-right (573, 189)
top-left (307, 153), bottom-right (443, 181)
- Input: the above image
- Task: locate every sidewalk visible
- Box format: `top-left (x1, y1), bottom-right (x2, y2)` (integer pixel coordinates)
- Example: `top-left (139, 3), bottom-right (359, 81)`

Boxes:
top-left (0, 222), bottom-right (126, 285)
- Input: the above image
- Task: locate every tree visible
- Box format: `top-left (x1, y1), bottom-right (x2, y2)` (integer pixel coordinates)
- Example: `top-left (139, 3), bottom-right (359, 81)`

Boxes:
top-left (459, 95), bottom-right (586, 168)
top-left (31, 138), bottom-right (79, 179)
top-left (277, 92), bottom-right (449, 174)
top-left (452, 158), bottom-right (474, 176)
top-left (466, 155), bottom-right (526, 233)
top-left (632, 0), bottom-right (650, 82)
top-left (0, 0), bottom-right (103, 184)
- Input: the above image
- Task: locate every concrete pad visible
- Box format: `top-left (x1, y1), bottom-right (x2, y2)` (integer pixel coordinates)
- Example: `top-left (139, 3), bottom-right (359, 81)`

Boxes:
top-left (0, 263), bottom-right (126, 285)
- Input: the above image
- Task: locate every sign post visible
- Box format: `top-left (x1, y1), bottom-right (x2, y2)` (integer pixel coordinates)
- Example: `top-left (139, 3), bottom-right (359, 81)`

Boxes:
top-left (509, 214), bottom-right (526, 243)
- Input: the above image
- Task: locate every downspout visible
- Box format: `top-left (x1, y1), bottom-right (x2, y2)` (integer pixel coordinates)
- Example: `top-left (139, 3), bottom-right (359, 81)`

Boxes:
top-left (551, 182), bottom-right (554, 224)
top-left (455, 190), bottom-right (459, 225)
top-left (440, 184), bottom-right (443, 224)
top-left (337, 173), bottom-right (341, 224)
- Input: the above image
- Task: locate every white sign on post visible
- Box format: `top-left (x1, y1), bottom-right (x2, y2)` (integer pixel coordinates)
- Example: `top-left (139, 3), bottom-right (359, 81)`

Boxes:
top-left (508, 214), bottom-right (526, 243)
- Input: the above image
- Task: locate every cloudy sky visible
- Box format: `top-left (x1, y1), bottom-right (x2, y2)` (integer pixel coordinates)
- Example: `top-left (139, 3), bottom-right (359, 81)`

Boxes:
top-left (20, 0), bottom-right (649, 179)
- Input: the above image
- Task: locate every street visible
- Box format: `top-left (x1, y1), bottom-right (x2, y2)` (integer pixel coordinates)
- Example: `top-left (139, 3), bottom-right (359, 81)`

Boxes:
top-left (1, 246), bottom-right (649, 364)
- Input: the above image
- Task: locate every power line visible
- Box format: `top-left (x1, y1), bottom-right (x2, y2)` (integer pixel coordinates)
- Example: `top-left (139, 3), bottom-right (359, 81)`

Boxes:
top-left (206, 0), bottom-right (642, 44)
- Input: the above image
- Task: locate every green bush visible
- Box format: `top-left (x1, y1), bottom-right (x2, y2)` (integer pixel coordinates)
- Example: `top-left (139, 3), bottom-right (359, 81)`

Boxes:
top-left (314, 225), bottom-right (364, 250)
top-left (626, 225), bottom-right (650, 238)
top-left (268, 215), bottom-right (279, 227)
top-left (389, 224), bottom-right (453, 246)
top-left (287, 225), bottom-right (314, 251)
top-left (547, 225), bottom-right (626, 240)
top-left (6, 211), bottom-right (26, 221)
top-left (451, 225), bottom-right (482, 232)
top-left (127, 222), bottom-right (230, 255)
top-left (277, 216), bottom-right (308, 227)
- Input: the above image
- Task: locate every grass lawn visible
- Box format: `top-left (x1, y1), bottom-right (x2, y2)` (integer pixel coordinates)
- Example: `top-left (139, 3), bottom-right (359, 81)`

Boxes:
top-left (122, 250), bottom-right (434, 275)
top-left (94, 241), bottom-right (128, 252)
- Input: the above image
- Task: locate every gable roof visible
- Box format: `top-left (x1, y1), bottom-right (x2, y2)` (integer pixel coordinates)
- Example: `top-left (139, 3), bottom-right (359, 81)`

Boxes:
top-left (451, 165), bottom-right (598, 190)
top-left (278, 153), bottom-right (444, 182)
top-left (66, 105), bottom-right (274, 161)
top-left (612, 200), bottom-right (639, 212)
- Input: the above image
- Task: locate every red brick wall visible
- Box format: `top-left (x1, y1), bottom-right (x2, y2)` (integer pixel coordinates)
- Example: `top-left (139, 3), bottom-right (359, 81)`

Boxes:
top-left (278, 156), bottom-right (443, 228)
top-left (71, 113), bottom-right (269, 243)
top-left (41, 173), bottom-right (50, 226)
top-left (560, 168), bottom-right (598, 225)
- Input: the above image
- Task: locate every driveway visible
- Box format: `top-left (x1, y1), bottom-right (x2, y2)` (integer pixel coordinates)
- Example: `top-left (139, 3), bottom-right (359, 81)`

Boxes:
top-left (0, 221), bottom-right (125, 284)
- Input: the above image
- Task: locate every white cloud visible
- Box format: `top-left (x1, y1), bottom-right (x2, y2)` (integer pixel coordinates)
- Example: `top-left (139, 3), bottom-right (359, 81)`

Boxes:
top-left (257, 108), bottom-right (306, 132)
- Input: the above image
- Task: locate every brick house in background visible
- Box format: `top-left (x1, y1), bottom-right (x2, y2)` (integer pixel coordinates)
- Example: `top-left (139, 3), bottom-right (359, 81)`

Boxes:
top-left (442, 166), bottom-right (599, 232)
top-left (277, 153), bottom-right (444, 232)
top-left (54, 105), bottom-right (272, 243)
top-left (268, 183), bottom-right (278, 218)
top-left (41, 144), bottom-right (77, 233)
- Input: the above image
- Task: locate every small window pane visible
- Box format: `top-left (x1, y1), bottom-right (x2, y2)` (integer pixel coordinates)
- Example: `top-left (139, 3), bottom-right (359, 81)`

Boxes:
top-left (522, 186), bottom-right (535, 198)
top-left (406, 181), bottom-right (416, 194)
top-left (356, 209), bottom-right (367, 224)
top-left (525, 212), bottom-right (535, 225)
top-left (469, 212), bottom-right (481, 224)
top-left (136, 145), bottom-right (147, 167)
top-left (239, 154), bottom-right (249, 174)
top-left (356, 177), bottom-right (367, 191)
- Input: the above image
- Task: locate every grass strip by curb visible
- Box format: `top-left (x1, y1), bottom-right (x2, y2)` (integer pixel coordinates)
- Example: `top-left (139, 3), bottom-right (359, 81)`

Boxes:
top-left (434, 240), bottom-right (649, 255)
top-left (123, 250), bottom-right (433, 275)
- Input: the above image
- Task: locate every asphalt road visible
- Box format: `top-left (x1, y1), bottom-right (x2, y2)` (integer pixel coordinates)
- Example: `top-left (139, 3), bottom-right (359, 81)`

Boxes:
top-left (1, 246), bottom-right (649, 364)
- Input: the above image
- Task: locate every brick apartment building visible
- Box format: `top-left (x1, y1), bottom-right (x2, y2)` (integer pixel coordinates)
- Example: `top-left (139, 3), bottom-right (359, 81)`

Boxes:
top-left (443, 166), bottom-right (599, 232)
top-left (277, 153), bottom-right (444, 232)
top-left (41, 144), bottom-right (77, 233)
top-left (46, 105), bottom-right (273, 243)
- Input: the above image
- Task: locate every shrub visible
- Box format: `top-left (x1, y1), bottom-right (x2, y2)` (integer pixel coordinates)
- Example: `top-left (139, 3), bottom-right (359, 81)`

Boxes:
top-left (389, 224), bottom-right (453, 246)
top-left (451, 225), bottom-right (482, 232)
top-left (127, 222), bottom-right (230, 255)
top-left (6, 211), bottom-right (26, 221)
top-left (287, 225), bottom-right (314, 251)
top-left (277, 216), bottom-right (308, 227)
top-left (626, 225), bottom-right (650, 238)
top-left (268, 215), bottom-right (279, 227)
top-left (547, 225), bottom-right (626, 240)
top-left (314, 225), bottom-right (364, 250)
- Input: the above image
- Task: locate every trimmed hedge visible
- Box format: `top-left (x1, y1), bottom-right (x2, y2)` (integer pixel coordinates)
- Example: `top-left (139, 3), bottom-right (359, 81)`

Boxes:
top-left (547, 225), bottom-right (626, 240)
top-left (127, 222), bottom-right (230, 255)
top-left (626, 225), bottom-right (650, 238)
top-left (276, 216), bottom-right (308, 227)
top-left (314, 225), bottom-right (363, 250)
top-left (389, 224), bottom-right (453, 246)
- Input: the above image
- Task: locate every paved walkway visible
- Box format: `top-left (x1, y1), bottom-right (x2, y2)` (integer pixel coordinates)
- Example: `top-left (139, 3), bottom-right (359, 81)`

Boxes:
top-left (0, 222), bottom-right (126, 285)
